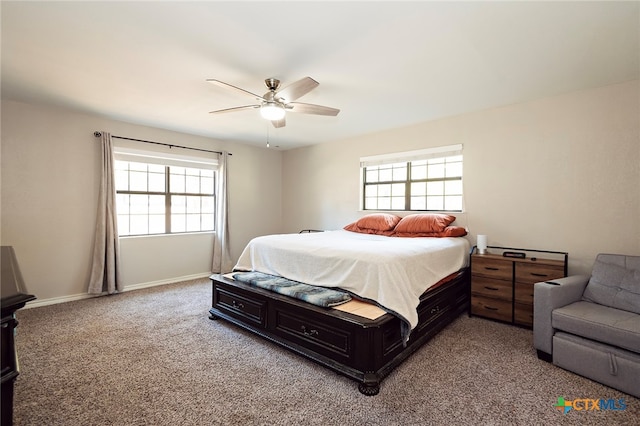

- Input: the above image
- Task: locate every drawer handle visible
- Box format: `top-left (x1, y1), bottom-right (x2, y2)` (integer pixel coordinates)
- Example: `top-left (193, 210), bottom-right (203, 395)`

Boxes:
top-left (231, 300), bottom-right (245, 310)
top-left (300, 326), bottom-right (319, 337)
top-left (484, 306), bottom-right (498, 311)
top-left (430, 306), bottom-right (440, 314)
top-left (530, 272), bottom-right (548, 277)
top-left (484, 267), bottom-right (500, 271)
top-left (483, 286), bottom-right (499, 291)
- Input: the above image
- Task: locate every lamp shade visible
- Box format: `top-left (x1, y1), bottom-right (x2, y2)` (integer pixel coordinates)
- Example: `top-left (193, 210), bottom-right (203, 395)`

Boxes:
top-left (260, 103), bottom-right (285, 120)
top-left (477, 235), bottom-right (488, 254)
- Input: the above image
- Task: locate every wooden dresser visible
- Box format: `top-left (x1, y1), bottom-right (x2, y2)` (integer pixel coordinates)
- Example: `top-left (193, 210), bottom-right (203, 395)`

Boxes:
top-left (1, 246), bottom-right (36, 426)
top-left (470, 247), bottom-right (567, 328)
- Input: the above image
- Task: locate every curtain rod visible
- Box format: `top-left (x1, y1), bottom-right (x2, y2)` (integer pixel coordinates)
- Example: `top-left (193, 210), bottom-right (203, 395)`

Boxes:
top-left (93, 131), bottom-right (231, 156)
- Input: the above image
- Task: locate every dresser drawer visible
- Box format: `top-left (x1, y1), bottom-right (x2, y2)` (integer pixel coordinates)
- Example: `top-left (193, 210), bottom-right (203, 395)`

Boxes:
top-left (471, 295), bottom-right (512, 322)
top-left (471, 250), bottom-right (566, 328)
top-left (514, 281), bottom-right (534, 305)
top-left (213, 284), bottom-right (268, 327)
top-left (472, 257), bottom-right (512, 280)
top-left (514, 302), bottom-right (533, 327)
top-left (273, 306), bottom-right (353, 362)
top-left (515, 263), bottom-right (564, 284)
top-left (471, 276), bottom-right (512, 301)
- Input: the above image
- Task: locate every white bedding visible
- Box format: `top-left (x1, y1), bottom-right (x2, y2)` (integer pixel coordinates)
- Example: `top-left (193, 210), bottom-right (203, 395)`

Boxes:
top-left (233, 230), bottom-right (470, 334)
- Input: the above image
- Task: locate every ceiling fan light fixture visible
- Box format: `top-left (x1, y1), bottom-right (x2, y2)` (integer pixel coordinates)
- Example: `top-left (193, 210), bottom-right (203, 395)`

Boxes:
top-left (208, 76), bottom-right (338, 129)
top-left (260, 102), bottom-right (285, 121)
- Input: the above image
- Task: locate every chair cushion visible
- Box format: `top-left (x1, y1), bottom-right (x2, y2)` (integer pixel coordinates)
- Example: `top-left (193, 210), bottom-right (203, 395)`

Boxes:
top-left (582, 254), bottom-right (640, 315)
top-left (552, 301), bottom-right (640, 353)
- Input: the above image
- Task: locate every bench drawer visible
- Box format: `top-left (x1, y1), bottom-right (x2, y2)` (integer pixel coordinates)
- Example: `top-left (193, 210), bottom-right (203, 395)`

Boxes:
top-left (213, 283), bottom-right (267, 327)
top-left (273, 306), bottom-right (353, 362)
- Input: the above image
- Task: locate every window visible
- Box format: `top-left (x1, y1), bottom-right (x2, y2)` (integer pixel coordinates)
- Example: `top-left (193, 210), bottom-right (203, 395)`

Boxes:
top-left (114, 150), bottom-right (216, 236)
top-left (361, 144), bottom-right (463, 212)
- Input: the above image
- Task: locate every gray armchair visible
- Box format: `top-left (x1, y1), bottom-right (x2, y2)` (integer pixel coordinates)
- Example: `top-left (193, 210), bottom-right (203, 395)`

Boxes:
top-left (533, 253), bottom-right (640, 398)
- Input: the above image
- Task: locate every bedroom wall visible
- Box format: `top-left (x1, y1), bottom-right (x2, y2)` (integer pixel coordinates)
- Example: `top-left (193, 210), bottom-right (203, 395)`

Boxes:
top-left (1, 100), bottom-right (283, 304)
top-left (281, 80), bottom-right (640, 276)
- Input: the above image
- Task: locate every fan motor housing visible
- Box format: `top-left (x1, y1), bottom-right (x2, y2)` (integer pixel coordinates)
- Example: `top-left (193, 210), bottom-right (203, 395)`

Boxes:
top-left (265, 78), bottom-right (280, 91)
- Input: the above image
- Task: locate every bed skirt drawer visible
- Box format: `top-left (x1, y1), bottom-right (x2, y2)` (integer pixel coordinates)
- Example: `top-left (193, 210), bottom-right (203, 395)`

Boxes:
top-left (213, 284), bottom-right (267, 327)
top-left (414, 290), bottom-right (455, 333)
top-left (273, 305), bottom-right (353, 362)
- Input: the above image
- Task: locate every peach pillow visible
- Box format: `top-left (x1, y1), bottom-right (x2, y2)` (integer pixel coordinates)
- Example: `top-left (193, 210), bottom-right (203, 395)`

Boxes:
top-left (393, 213), bottom-right (456, 234)
top-left (393, 226), bottom-right (467, 238)
top-left (343, 213), bottom-right (402, 234)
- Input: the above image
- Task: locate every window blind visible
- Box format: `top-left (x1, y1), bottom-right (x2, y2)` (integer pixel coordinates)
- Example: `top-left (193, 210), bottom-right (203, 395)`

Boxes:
top-left (113, 147), bottom-right (218, 170)
top-left (360, 144), bottom-right (462, 168)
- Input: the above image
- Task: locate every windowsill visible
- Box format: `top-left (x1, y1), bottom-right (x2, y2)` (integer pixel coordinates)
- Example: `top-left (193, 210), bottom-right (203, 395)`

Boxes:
top-left (358, 210), bottom-right (466, 214)
top-left (119, 231), bottom-right (215, 239)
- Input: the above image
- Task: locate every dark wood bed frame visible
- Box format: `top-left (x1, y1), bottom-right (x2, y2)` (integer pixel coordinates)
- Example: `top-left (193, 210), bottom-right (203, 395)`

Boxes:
top-left (208, 269), bottom-right (470, 395)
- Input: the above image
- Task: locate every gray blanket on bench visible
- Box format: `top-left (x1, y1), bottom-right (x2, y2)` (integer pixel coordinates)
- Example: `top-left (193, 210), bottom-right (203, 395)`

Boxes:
top-left (232, 271), bottom-right (352, 308)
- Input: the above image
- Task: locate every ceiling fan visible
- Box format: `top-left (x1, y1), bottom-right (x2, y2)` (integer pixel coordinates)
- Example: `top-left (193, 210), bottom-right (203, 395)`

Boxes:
top-left (207, 77), bottom-right (340, 128)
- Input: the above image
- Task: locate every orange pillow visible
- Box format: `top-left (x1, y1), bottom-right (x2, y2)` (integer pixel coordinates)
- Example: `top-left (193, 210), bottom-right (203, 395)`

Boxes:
top-left (393, 213), bottom-right (456, 234)
top-left (343, 213), bottom-right (402, 234)
top-left (393, 226), bottom-right (467, 238)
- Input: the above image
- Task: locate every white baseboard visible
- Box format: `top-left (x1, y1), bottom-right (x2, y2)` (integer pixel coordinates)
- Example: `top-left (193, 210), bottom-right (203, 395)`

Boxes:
top-left (23, 272), bottom-right (211, 309)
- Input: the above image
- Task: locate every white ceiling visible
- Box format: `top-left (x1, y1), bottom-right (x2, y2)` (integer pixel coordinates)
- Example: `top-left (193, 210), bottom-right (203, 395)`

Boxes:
top-left (2, 1), bottom-right (639, 150)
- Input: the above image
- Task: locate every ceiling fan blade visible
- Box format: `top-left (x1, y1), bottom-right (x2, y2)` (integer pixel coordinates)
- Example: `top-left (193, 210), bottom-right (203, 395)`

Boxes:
top-left (271, 116), bottom-right (286, 128)
top-left (206, 79), bottom-right (264, 100)
top-left (209, 105), bottom-right (260, 114)
top-left (288, 102), bottom-right (340, 116)
top-left (276, 77), bottom-right (319, 102)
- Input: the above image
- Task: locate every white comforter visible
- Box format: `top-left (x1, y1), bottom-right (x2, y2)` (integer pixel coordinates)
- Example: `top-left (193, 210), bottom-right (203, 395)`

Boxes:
top-left (234, 230), bottom-right (470, 333)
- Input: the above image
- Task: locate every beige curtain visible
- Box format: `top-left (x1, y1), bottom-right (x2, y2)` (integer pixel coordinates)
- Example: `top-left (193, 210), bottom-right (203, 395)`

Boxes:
top-left (88, 132), bottom-right (123, 294)
top-left (212, 151), bottom-right (233, 273)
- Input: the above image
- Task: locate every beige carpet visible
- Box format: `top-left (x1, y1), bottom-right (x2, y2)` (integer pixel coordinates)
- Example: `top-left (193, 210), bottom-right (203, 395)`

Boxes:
top-left (12, 278), bottom-right (639, 425)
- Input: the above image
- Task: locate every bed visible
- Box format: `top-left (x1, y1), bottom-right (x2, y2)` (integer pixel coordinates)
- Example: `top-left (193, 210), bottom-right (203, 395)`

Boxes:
top-left (208, 213), bottom-right (471, 395)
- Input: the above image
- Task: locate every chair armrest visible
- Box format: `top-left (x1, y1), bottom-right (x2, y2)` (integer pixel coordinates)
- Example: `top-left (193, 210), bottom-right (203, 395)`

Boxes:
top-left (533, 275), bottom-right (590, 356)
